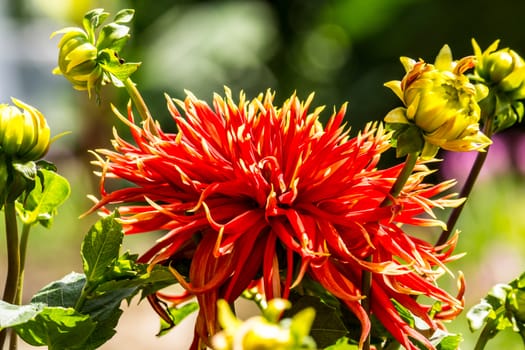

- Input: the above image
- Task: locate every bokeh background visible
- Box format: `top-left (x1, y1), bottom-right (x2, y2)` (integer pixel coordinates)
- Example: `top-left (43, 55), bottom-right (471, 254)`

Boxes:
top-left (1, 0), bottom-right (524, 348)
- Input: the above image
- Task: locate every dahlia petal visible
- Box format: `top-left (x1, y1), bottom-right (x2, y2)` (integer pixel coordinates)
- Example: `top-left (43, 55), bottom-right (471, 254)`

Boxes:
top-left (92, 89), bottom-right (465, 347)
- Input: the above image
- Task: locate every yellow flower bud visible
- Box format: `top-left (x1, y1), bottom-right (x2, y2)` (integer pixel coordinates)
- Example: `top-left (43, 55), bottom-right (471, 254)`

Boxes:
top-left (0, 98), bottom-right (51, 161)
top-left (212, 299), bottom-right (316, 350)
top-left (51, 9), bottom-right (140, 99)
top-left (385, 45), bottom-right (491, 159)
top-left (51, 28), bottom-right (104, 97)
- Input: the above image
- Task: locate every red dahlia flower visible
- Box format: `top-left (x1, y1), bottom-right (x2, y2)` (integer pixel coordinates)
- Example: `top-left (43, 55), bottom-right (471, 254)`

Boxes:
top-left (90, 88), bottom-right (465, 350)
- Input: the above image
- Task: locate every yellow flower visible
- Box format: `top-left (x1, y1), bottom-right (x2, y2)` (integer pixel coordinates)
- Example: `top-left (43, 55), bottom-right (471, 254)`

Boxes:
top-left (0, 98), bottom-right (51, 161)
top-left (385, 45), bottom-right (491, 159)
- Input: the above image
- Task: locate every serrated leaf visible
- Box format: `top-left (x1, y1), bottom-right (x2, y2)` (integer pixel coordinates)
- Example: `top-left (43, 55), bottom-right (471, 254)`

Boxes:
top-left (31, 272), bottom-right (86, 308)
top-left (81, 213), bottom-right (124, 285)
top-left (14, 306), bottom-right (96, 349)
top-left (17, 169), bottom-right (71, 226)
top-left (0, 301), bottom-right (45, 329)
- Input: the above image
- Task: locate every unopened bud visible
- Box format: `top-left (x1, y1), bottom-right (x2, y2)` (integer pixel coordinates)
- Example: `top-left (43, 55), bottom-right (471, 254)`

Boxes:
top-left (52, 28), bottom-right (104, 96)
top-left (0, 98), bottom-right (50, 162)
top-left (51, 8), bottom-right (140, 99)
top-left (472, 39), bottom-right (525, 132)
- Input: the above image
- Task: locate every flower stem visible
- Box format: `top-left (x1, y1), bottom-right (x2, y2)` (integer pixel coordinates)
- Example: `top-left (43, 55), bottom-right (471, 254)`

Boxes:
top-left (14, 224), bottom-right (31, 305)
top-left (0, 201), bottom-right (20, 350)
top-left (362, 152), bottom-right (419, 350)
top-left (123, 78), bottom-right (152, 122)
top-left (6, 224), bottom-right (31, 350)
top-left (381, 152), bottom-right (419, 207)
top-left (123, 77), bottom-right (159, 137)
top-left (436, 118), bottom-right (494, 247)
top-left (473, 321), bottom-right (497, 350)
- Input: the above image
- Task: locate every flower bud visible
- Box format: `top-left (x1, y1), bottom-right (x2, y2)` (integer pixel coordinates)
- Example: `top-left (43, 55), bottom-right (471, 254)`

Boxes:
top-left (52, 28), bottom-right (104, 96)
top-left (385, 45), bottom-right (491, 159)
top-left (211, 299), bottom-right (316, 350)
top-left (472, 39), bottom-right (525, 132)
top-left (51, 9), bottom-right (140, 99)
top-left (0, 98), bottom-right (51, 161)
top-left (473, 39), bottom-right (525, 95)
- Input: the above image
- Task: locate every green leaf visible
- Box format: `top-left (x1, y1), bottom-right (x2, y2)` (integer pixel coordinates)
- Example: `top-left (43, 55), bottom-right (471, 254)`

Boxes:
top-left (31, 272), bottom-right (86, 308)
top-left (0, 301), bottom-right (45, 329)
top-left (83, 8), bottom-right (109, 41)
top-left (81, 213), bottom-right (124, 286)
top-left (98, 263), bottom-right (176, 298)
top-left (12, 161), bottom-right (37, 181)
top-left (14, 306), bottom-right (96, 350)
top-left (467, 301), bottom-right (494, 331)
top-left (429, 329), bottom-right (463, 350)
top-left (35, 160), bottom-right (57, 172)
top-left (395, 125), bottom-right (423, 158)
top-left (17, 168), bottom-right (71, 226)
top-left (113, 9), bottom-right (135, 24)
top-left (158, 302), bottom-right (199, 336)
top-left (99, 55), bottom-right (140, 85)
top-left (392, 299), bottom-right (415, 328)
top-left (79, 289), bottom-right (129, 349)
top-left (97, 23), bottom-right (130, 51)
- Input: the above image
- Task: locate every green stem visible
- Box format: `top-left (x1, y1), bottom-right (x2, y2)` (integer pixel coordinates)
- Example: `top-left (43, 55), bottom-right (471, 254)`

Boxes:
top-left (381, 152), bottom-right (419, 207)
top-left (362, 152), bottom-right (419, 350)
top-left (2, 202), bottom-right (20, 303)
top-left (436, 118), bottom-right (494, 247)
top-left (6, 225), bottom-right (30, 350)
top-left (0, 201), bottom-right (20, 350)
top-left (123, 78), bottom-right (152, 122)
top-left (14, 224), bottom-right (31, 305)
top-left (473, 322), bottom-right (497, 350)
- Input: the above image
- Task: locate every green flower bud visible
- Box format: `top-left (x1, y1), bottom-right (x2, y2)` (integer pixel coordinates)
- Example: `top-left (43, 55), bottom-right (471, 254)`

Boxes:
top-left (473, 39), bottom-right (525, 95)
top-left (51, 8), bottom-right (140, 99)
top-left (0, 98), bottom-right (51, 162)
top-left (472, 39), bottom-right (525, 132)
top-left (385, 45), bottom-right (491, 159)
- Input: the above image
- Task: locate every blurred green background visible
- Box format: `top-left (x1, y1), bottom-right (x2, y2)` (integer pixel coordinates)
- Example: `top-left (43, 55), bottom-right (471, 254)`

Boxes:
top-left (1, 0), bottom-right (524, 348)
